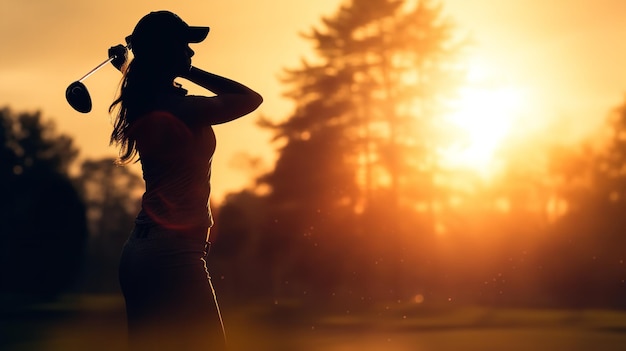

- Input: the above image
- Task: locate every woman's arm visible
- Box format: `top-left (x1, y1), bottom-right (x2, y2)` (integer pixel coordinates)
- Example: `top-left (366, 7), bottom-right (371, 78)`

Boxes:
top-left (179, 66), bottom-right (263, 125)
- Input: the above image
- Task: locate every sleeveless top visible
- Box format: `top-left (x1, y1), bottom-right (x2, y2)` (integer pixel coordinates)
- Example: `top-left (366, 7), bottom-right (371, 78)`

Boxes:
top-left (129, 110), bottom-right (216, 239)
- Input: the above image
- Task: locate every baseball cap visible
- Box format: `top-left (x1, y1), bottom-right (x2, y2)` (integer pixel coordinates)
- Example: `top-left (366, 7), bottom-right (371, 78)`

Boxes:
top-left (127, 11), bottom-right (209, 55)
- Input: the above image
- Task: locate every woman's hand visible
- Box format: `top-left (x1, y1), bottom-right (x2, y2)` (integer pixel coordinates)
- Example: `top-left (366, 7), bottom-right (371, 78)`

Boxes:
top-left (108, 44), bottom-right (128, 71)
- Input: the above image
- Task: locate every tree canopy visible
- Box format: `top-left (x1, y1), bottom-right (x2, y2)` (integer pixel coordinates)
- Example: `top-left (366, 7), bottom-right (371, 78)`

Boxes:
top-left (0, 107), bottom-right (87, 299)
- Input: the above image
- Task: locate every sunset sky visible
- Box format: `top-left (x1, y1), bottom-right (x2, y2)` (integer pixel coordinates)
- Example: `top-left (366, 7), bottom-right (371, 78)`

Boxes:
top-left (2, 0), bottom-right (626, 201)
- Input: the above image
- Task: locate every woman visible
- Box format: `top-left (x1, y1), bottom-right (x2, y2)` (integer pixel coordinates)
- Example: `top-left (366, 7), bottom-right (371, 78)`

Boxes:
top-left (108, 10), bottom-right (263, 351)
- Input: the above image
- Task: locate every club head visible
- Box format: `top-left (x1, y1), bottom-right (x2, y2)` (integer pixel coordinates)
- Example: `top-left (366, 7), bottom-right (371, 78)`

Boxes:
top-left (66, 81), bottom-right (92, 113)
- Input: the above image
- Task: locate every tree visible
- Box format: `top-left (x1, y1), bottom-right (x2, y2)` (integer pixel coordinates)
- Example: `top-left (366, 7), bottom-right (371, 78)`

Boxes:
top-left (539, 98), bottom-right (626, 308)
top-left (0, 107), bottom-right (87, 300)
top-left (74, 158), bottom-right (143, 292)
top-left (208, 190), bottom-right (271, 300)
top-left (266, 0), bottom-right (462, 212)
top-left (257, 0), bottom-right (465, 302)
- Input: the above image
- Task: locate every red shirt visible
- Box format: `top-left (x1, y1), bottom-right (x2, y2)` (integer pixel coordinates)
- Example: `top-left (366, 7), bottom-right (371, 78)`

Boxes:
top-left (130, 110), bottom-right (216, 239)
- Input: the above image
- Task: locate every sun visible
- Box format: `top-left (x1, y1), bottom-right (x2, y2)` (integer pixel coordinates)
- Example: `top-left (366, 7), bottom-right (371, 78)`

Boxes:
top-left (439, 58), bottom-right (525, 178)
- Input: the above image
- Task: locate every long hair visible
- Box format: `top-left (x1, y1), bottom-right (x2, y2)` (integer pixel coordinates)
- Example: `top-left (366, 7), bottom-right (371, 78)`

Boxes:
top-left (109, 53), bottom-right (185, 164)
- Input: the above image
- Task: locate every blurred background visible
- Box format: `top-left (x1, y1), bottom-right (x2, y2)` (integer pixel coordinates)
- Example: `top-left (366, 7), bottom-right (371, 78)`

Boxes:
top-left (2, 0), bottom-right (626, 350)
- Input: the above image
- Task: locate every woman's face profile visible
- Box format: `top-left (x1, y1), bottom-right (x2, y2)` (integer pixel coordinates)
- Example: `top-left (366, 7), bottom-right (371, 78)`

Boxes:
top-left (141, 41), bottom-right (194, 79)
top-left (181, 45), bottom-right (194, 72)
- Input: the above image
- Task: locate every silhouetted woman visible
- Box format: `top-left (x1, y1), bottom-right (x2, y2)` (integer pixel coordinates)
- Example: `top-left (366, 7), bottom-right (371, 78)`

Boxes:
top-left (108, 10), bottom-right (262, 351)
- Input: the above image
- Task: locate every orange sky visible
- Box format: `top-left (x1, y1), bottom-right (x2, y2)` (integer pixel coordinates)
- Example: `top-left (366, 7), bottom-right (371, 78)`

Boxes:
top-left (2, 0), bottom-right (626, 201)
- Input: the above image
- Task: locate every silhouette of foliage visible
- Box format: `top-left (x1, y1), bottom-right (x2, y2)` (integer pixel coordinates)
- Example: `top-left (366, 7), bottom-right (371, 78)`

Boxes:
top-left (251, 0), bottom-right (466, 303)
top-left (0, 107), bottom-right (87, 300)
top-left (73, 158), bottom-right (143, 292)
top-left (208, 190), bottom-right (271, 299)
top-left (539, 98), bottom-right (626, 308)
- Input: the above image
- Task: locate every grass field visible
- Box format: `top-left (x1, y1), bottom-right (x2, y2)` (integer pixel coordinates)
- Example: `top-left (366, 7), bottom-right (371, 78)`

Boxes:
top-left (3, 294), bottom-right (626, 351)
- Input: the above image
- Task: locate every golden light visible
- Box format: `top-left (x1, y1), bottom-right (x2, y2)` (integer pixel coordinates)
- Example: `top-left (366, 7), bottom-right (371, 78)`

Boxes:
top-left (440, 57), bottom-right (525, 178)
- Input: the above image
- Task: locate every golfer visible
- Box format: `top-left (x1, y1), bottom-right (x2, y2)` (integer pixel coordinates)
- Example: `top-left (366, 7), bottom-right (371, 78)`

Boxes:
top-left (108, 10), bottom-right (262, 351)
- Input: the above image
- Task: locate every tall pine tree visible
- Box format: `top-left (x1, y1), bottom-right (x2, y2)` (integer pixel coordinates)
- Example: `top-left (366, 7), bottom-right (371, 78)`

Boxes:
top-left (258, 0), bottom-right (465, 301)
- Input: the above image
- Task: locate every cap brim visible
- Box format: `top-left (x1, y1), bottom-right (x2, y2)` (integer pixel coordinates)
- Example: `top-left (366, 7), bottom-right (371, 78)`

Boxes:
top-left (187, 26), bottom-right (210, 43)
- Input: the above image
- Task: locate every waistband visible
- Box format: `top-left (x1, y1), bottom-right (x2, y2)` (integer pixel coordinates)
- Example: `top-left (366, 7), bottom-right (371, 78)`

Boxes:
top-left (133, 220), bottom-right (211, 243)
top-left (132, 222), bottom-right (210, 242)
top-left (130, 223), bottom-right (213, 257)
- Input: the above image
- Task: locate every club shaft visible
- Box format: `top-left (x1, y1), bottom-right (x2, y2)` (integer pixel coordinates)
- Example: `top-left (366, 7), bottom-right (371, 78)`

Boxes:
top-left (78, 57), bottom-right (114, 82)
top-left (77, 44), bottom-right (129, 83)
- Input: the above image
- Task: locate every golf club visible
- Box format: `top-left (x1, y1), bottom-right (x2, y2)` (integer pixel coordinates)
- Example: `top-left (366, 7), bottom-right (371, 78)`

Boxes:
top-left (65, 40), bottom-right (130, 113)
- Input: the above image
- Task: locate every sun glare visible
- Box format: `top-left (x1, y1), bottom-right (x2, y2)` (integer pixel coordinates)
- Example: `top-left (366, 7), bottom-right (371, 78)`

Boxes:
top-left (440, 58), bottom-right (525, 178)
